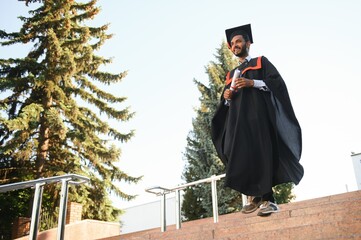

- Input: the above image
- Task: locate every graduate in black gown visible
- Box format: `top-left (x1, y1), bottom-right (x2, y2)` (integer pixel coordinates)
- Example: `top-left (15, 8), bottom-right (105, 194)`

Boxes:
top-left (211, 24), bottom-right (303, 216)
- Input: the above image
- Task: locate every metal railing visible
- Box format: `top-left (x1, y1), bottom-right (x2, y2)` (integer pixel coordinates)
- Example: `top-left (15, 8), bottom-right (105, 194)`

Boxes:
top-left (145, 174), bottom-right (247, 232)
top-left (0, 174), bottom-right (89, 240)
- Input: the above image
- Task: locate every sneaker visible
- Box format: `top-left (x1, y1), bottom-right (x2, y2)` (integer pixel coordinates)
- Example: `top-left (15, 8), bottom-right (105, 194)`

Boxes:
top-left (257, 201), bottom-right (279, 217)
top-left (241, 196), bottom-right (262, 214)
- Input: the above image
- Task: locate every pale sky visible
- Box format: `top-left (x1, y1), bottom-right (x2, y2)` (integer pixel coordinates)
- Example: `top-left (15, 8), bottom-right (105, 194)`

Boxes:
top-left (1, 0), bottom-right (361, 211)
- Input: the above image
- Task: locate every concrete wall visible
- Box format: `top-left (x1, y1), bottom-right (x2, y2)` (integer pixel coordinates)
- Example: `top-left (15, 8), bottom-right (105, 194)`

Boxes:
top-left (15, 219), bottom-right (120, 240)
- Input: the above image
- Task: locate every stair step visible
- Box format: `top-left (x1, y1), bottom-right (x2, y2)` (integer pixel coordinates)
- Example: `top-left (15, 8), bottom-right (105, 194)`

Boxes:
top-left (102, 190), bottom-right (361, 240)
top-left (220, 220), bottom-right (361, 240)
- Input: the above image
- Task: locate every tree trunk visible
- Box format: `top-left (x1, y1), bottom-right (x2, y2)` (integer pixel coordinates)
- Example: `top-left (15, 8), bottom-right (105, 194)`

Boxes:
top-left (36, 92), bottom-right (52, 178)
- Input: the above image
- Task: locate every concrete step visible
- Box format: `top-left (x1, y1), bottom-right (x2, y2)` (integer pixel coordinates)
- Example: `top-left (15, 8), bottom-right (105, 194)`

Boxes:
top-left (100, 190), bottom-right (361, 240)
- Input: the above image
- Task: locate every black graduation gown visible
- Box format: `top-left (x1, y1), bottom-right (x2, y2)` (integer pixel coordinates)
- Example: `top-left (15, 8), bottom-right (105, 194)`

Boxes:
top-left (211, 56), bottom-right (303, 196)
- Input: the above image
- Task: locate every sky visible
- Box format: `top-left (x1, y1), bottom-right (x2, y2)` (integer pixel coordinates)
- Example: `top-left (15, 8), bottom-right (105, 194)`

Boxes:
top-left (1, 0), bottom-right (361, 211)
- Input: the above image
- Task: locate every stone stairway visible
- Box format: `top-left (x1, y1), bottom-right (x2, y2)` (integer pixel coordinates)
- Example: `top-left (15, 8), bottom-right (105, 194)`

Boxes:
top-left (102, 190), bottom-right (361, 240)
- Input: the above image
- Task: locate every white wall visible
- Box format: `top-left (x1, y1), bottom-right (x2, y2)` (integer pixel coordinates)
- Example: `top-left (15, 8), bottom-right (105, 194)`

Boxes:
top-left (120, 196), bottom-right (177, 234)
top-left (351, 153), bottom-right (361, 190)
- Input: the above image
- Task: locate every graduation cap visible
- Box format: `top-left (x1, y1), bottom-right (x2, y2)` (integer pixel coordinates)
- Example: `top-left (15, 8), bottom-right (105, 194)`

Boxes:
top-left (225, 24), bottom-right (253, 47)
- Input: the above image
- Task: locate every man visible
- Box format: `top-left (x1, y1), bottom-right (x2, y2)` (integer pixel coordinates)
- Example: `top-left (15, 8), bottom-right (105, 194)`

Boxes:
top-left (211, 24), bottom-right (303, 216)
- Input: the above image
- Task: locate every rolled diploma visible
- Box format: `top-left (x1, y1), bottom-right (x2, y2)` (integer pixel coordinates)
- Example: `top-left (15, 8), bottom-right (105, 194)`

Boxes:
top-left (230, 68), bottom-right (241, 91)
top-left (225, 68), bottom-right (241, 105)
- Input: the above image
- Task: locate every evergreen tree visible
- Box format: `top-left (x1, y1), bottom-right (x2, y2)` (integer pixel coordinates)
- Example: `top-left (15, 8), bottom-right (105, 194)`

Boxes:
top-left (0, 0), bottom-right (140, 237)
top-left (274, 182), bottom-right (296, 204)
top-left (182, 42), bottom-right (242, 220)
top-left (182, 42), bottom-right (295, 221)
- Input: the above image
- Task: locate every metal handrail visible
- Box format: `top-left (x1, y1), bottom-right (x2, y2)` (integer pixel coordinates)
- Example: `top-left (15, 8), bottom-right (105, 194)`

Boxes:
top-left (0, 174), bottom-right (89, 240)
top-left (0, 174), bottom-right (89, 193)
top-left (145, 173), bottom-right (246, 232)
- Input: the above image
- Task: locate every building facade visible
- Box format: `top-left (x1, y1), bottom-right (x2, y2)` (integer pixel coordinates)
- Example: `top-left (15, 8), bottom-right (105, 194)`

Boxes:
top-left (351, 152), bottom-right (361, 190)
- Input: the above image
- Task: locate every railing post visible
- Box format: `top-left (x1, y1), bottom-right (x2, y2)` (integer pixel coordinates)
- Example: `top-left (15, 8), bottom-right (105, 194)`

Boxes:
top-left (160, 192), bottom-right (166, 232)
top-left (145, 174), bottom-right (227, 232)
top-left (242, 193), bottom-right (247, 207)
top-left (0, 174), bottom-right (89, 239)
top-left (29, 183), bottom-right (44, 240)
top-left (175, 189), bottom-right (181, 229)
top-left (57, 179), bottom-right (70, 240)
top-left (211, 175), bottom-right (219, 223)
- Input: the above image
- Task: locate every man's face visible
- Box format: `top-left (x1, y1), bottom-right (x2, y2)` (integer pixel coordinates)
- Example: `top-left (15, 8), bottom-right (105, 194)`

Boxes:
top-left (230, 35), bottom-right (250, 58)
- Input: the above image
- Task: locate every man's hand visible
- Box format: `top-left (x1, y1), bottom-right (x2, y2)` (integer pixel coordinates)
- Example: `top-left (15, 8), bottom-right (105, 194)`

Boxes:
top-left (224, 78), bottom-right (254, 100)
top-left (234, 77), bottom-right (254, 88)
top-left (224, 89), bottom-right (233, 100)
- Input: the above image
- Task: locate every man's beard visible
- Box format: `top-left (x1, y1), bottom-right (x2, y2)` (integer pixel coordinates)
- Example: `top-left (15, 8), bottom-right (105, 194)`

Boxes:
top-left (234, 43), bottom-right (248, 58)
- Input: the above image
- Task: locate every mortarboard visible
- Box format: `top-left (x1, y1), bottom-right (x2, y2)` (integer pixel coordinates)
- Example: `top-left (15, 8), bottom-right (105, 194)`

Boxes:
top-left (225, 24), bottom-right (253, 47)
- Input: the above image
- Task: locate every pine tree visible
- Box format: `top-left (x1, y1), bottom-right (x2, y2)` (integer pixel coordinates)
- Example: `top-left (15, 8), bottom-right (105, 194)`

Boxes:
top-left (182, 42), bottom-right (295, 221)
top-left (182, 42), bottom-right (242, 220)
top-left (0, 0), bottom-right (140, 237)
